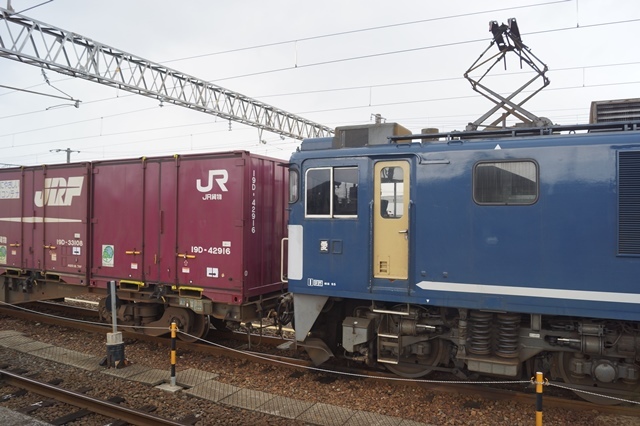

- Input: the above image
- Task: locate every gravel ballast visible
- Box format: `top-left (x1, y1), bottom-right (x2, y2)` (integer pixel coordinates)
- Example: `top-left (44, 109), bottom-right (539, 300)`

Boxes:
top-left (0, 314), bottom-right (637, 426)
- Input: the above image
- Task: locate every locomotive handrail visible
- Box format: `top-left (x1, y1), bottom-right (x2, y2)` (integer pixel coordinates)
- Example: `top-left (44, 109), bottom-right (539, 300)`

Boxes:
top-left (389, 121), bottom-right (640, 143)
top-left (372, 308), bottom-right (411, 316)
top-left (281, 237), bottom-right (288, 283)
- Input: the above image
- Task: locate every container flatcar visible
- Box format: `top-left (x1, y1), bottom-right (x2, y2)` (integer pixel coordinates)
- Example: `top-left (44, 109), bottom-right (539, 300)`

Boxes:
top-left (0, 151), bottom-right (287, 341)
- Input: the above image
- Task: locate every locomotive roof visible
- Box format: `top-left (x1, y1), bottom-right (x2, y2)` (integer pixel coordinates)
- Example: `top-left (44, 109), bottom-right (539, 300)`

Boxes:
top-left (390, 121), bottom-right (640, 144)
top-left (296, 121), bottom-right (640, 157)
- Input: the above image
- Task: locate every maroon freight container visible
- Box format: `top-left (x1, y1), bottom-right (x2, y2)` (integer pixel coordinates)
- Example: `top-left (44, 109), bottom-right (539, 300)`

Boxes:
top-left (90, 151), bottom-right (287, 305)
top-left (0, 164), bottom-right (91, 285)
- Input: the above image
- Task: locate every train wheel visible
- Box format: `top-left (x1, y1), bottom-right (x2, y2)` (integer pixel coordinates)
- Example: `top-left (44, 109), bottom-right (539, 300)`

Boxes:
top-left (97, 298), bottom-right (112, 323)
top-left (554, 352), bottom-right (640, 405)
top-left (385, 339), bottom-right (449, 378)
top-left (178, 313), bottom-right (210, 342)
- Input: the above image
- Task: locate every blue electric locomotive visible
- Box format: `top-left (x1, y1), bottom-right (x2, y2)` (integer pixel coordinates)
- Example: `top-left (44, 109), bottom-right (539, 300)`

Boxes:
top-left (284, 119), bottom-right (640, 403)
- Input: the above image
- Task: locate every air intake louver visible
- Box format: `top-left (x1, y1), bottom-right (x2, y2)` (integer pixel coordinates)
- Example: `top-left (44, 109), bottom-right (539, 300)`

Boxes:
top-left (618, 151), bottom-right (640, 255)
top-left (591, 99), bottom-right (640, 123)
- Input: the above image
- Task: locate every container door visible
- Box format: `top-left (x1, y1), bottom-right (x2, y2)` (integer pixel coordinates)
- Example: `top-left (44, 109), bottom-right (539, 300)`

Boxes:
top-left (34, 165), bottom-right (89, 279)
top-left (91, 162), bottom-right (145, 281)
top-left (0, 170), bottom-right (26, 270)
top-left (373, 161), bottom-right (410, 280)
top-left (142, 160), bottom-right (162, 283)
top-left (157, 160), bottom-right (179, 284)
top-left (172, 156), bottom-right (244, 294)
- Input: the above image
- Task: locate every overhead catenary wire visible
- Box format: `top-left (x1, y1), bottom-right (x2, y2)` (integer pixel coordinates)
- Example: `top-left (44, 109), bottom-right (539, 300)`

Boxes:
top-left (10, 0), bottom-right (54, 15)
top-left (2, 77), bottom-right (637, 157)
top-left (0, 6), bottom-right (635, 107)
top-left (0, 83), bottom-right (77, 102)
top-left (1, 1), bottom-right (638, 165)
top-left (2, 59), bottom-right (638, 136)
top-left (1, 71), bottom-right (635, 157)
top-left (0, 1), bottom-right (565, 100)
top-left (2, 12), bottom-right (636, 102)
top-left (158, 0), bottom-right (571, 65)
top-left (210, 18), bottom-right (640, 83)
top-left (2, 76), bottom-right (638, 165)
top-left (1, 7), bottom-right (636, 117)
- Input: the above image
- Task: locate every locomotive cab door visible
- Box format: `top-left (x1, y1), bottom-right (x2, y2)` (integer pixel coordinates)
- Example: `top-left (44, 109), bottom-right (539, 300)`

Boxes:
top-left (373, 161), bottom-right (410, 282)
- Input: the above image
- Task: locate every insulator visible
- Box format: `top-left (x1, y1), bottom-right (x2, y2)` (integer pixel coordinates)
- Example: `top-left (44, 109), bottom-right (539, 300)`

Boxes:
top-left (495, 313), bottom-right (521, 358)
top-left (468, 311), bottom-right (493, 356)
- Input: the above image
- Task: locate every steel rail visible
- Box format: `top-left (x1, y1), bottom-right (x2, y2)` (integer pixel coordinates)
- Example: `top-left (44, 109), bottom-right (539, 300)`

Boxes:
top-left (1, 304), bottom-right (638, 416)
top-left (0, 369), bottom-right (186, 426)
top-left (0, 303), bottom-right (292, 347)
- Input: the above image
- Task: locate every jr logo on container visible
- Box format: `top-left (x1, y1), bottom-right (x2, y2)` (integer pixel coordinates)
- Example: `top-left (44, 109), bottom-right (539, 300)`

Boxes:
top-left (197, 169), bottom-right (228, 201)
top-left (34, 176), bottom-right (84, 207)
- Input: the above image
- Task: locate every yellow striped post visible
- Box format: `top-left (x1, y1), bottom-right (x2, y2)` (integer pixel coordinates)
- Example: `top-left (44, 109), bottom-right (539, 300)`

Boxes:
top-left (170, 321), bottom-right (177, 386)
top-left (535, 371), bottom-right (543, 426)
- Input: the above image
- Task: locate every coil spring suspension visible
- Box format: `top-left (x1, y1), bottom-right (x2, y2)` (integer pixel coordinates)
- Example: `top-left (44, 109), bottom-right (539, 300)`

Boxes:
top-left (468, 311), bottom-right (493, 355)
top-left (495, 313), bottom-right (521, 358)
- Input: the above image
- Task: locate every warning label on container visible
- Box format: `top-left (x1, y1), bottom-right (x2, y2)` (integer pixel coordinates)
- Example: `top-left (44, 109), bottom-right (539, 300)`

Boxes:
top-left (0, 180), bottom-right (19, 199)
top-left (0, 246), bottom-right (6, 265)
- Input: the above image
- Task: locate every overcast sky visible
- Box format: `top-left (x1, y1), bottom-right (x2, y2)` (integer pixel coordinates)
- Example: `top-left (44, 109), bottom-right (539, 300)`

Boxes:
top-left (0, 0), bottom-right (639, 166)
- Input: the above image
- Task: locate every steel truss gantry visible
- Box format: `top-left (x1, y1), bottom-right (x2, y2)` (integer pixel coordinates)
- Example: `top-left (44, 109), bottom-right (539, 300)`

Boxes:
top-left (0, 8), bottom-right (333, 140)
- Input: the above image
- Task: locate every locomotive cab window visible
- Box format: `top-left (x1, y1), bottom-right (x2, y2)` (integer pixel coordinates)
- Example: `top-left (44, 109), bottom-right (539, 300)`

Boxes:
top-left (306, 167), bottom-right (358, 217)
top-left (474, 160), bottom-right (538, 205)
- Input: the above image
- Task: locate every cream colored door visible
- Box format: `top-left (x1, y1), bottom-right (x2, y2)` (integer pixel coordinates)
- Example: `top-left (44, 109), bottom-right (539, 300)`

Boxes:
top-left (373, 161), bottom-right (409, 279)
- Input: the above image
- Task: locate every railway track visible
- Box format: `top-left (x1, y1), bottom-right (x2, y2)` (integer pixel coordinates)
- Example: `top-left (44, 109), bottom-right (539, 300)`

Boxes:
top-left (0, 367), bottom-right (191, 425)
top-left (1, 302), bottom-right (638, 419)
top-left (20, 301), bottom-right (291, 348)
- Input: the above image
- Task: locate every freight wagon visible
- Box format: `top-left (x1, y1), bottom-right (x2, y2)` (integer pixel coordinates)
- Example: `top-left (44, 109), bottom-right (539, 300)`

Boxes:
top-left (0, 151), bottom-right (287, 341)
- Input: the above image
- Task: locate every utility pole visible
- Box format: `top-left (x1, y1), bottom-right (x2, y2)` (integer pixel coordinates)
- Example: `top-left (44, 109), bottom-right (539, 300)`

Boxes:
top-left (50, 148), bottom-right (80, 163)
